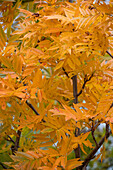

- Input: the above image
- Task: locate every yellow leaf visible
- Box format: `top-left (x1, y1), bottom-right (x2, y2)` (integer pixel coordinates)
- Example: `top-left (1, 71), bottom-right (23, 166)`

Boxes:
top-left (30, 48), bottom-right (44, 55)
top-left (50, 105), bottom-right (77, 121)
top-left (55, 61), bottom-right (64, 71)
top-left (41, 128), bottom-right (54, 133)
top-left (0, 25), bottom-right (7, 49)
top-left (45, 28), bottom-right (63, 34)
top-left (80, 144), bottom-right (87, 154)
top-left (18, 8), bottom-right (33, 16)
top-left (66, 158), bottom-right (83, 170)
top-left (0, 55), bottom-right (12, 69)
top-left (38, 89), bottom-right (43, 102)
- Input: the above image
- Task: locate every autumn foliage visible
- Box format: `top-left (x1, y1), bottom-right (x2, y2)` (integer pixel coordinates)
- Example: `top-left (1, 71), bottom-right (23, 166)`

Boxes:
top-left (0, 0), bottom-right (113, 169)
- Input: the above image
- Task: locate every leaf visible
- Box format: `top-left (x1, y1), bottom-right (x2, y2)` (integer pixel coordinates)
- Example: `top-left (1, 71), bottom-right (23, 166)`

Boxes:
top-left (41, 128), bottom-right (54, 133)
top-left (52, 157), bottom-right (62, 169)
top-left (38, 89), bottom-right (43, 102)
top-left (55, 61), bottom-right (64, 71)
top-left (80, 144), bottom-right (87, 154)
top-left (50, 105), bottom-right (77, 121)
top-left (13, 55), bottom-right (23, 74)
top-left (0, 55), bottom-right (12, 69)
top-left (45, 28), bottom-right (63, 34)
top-left (45, 15), bottom-right (66, 21)
top-left (14, 151), bottom-right (34, 160)
top-left (18, 8), bottom-right (33, 16)
top-left (66, 158), bottom-right (83, 169)
top-left (30, 48), bottom-right (44, 55)
top-left (0, 25), bottom-right (7, 49)
top-left (8, 34), bottom-right (20, 43)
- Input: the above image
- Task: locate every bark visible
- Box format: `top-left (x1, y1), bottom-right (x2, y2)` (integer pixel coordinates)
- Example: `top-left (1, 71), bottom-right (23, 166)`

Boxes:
top-left (72, 75), bottom-right (81, 170)
top-left (78, 124), bottom-right (111, 169)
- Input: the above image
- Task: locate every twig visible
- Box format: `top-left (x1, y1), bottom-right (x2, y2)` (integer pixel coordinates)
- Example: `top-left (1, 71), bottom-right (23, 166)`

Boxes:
top-left (62, 67), bottom-right (69, 78)
top-left (26, 100), bottom-right (40, 115)
top-left (11, 112), bottom-right (22, 155)
top-left (26, 100), bottom-right (45, 122)
top-left (14, 130), bottom-right (21, 152)
top-left (106, 50), bottom-right (113, 59)
top-left (69, 0), bottom-right (73, 2)
top-left (81, 120), bottom-right (102, 134)
top-left (32, 13), bottom-right (39, 17)
top-left (0, 162), bottom-right (8, 169)
top-left (91, 121), bottom-right (98, 147)
top-left (4, 134), bottom-right (15, 144)
top-left (7, 135), bottom-right (15, 144)
top-left (11, 99), bottom-right (45, 154)
top-left (17, 97), bottom-right (40, 116)
top-left (77, 73), bottom-right (94, 97)
top-left (11, 129), bottom-right (22, 155)
top-left (78, 124), bottom-right (111, 169)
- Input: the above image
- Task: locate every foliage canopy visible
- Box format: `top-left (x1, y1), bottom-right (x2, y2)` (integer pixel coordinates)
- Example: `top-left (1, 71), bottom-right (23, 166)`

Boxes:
top-left (0, 0), bottom-right (113, 169)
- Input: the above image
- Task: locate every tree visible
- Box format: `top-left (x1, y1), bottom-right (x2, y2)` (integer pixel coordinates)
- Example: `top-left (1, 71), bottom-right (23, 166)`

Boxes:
top-left (0, 0), bottom-right (113, 169)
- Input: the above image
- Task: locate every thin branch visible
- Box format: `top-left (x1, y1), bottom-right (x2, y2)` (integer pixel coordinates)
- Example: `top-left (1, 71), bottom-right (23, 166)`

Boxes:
top-left (11, 100), bottom-right (45, 154)
top-left (0, 162), bottom-right (8, 169)
top-left (62, 67), bottom-right (69, 78)
top-left (14, 130), bottom-right (21, 152)
top-left (91, 122), bottom-right (98, 147)
top-left (72, 75), bottom-right (78, 104)
top-left (17, 97), bottom-right (40, 116)
top-left (26, 100), bottom-right (40, 115)
top-left (11, 112), bottom-right (22, 155)
top-left (81, 120), bottom-right (102, 134)
top-left (78, 124), bottom-right (111, 169)
top-left (69, 0), bottom-right (73, 2)
top-left (32, 13), bottom-right (39, 17)
top-left (7, 135), bottom-right (15, 144)
top-left (106, 122), bottom-right (109, 137)
top-left (4, 134), bottom-right (15, 144)
top-left (106, 50), bottom-right (113, 59)
top-left (11, 130), bottom-right (22, 155)
top-left (26, 100), bottom-right (45, 122)
top-left (77, 73), bottom-right (94, 97)
top-left (72, 75), bottom-right (81, 166)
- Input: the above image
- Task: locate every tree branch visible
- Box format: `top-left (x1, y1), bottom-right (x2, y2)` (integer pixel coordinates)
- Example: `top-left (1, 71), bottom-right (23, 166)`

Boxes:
top-left (81, 120), bottom-right (103, 135)
top-left (77, 73), bottom-right (94, 97)
top-left (0, 162), bottom-right (8, 169)
top-left (4, 134), bottom-right (15, 144)
top-left (72, 75), bottom-right (81, 170)
top-left (78, 124), bottom-right (111, 169)
top-left (26, 100), bottom-right (45, 122)
top-left (62, 67), bottom-right (69, 78)
top-left (91, 121), bottom-right (98, 147)
top-left (106, 50), bottom-right (113, 59)
top-left (72, 75), bottom-right (78, 104)
top-left (14, 130), bottom-right (21, 152)
top-left (26, 100), bottom-right (40, 115)
top-left (10, 100), bottom-right (43, 154)
top-left (11, 129), bottom-right (22, 155)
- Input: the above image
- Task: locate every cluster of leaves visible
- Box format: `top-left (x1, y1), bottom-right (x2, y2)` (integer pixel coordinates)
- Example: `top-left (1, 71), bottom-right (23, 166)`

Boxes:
top-left (0, 0), bottom-right (113, 169)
